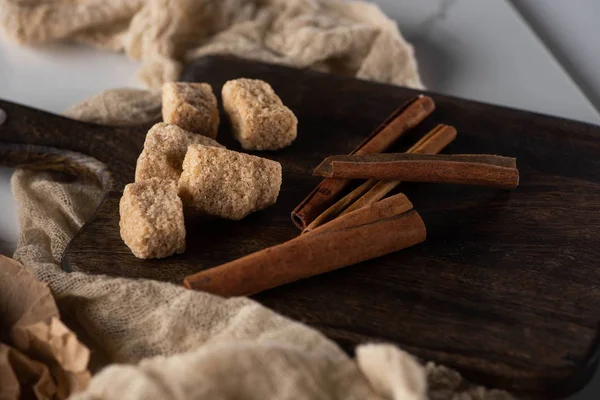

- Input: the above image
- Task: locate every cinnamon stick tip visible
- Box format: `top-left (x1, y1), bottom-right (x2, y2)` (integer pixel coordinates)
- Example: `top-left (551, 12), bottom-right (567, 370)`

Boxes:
top-left (291, 212), bottom-right (306, 230)
top-left (416, 95), bottom-right (436, 112)
top-left (444, 125), bottom-right (458, 136)
top-left (312, 159), bottom-right (333, 177)
top-left (510, 170), bottom-right (520, 188)
top-left (183, 274), bottom-right (212, 290)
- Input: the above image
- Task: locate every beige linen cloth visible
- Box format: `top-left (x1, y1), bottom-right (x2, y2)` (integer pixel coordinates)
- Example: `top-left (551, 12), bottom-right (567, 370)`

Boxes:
top-left (1, 0), bottom-right (513, 398)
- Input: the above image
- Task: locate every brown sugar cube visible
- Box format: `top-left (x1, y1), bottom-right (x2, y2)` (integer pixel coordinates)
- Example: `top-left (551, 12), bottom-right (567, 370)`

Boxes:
top-left (135, 123), bottom-right (224, 183)
top-left (119, 178), bottom-right (186, 259)
top-left (222, 78), bottom-right (298, 150)
top-left (162, 82), bottom-right (220, 139)
top-left (178, 144), bottom-right (282, 220)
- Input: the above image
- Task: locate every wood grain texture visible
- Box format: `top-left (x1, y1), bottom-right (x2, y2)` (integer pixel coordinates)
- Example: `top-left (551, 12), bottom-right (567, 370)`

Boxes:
top-left (2, 55), bottom-right (600, 398)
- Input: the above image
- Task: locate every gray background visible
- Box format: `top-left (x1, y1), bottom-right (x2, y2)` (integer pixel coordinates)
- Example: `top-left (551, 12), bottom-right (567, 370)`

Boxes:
top-left (0, 0), bottom-right (599, 397)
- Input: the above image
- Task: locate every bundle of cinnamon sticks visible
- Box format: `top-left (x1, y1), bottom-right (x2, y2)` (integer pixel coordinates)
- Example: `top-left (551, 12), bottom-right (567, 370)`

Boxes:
top-left (184, 193), bottom-right (425, 296)
top-left (184, 95), bottom-right (519, 297)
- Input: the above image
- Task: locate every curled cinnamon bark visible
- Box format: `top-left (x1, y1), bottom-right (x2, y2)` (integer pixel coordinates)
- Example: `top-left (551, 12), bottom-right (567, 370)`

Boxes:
top-left (341, 124), bottom-right (457, 216)
top-left (184, 193), bottom-right (426, 297)
top-left (303, 124), bottom-right (456, 232)
top-left (313, 153), bottom-right (519, 189)
top-left (291, 95), bottom-right (435, 230)
top-left (300, 179), bottom-right (377, 234)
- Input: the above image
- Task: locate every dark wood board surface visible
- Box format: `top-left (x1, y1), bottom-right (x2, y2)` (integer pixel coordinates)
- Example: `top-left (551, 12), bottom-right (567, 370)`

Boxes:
top-left (2, 55), bottom-right (600, 398)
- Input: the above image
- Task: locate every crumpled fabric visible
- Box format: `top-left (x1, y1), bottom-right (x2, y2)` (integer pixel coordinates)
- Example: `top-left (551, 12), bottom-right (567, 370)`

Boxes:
top-left (0, 255), bottom-right (91, 400)
top-left (0, 0), bottom-right (423, 89)
top-left (2, 0), bottom-right (514, 398)
top-left (63, 88), bottom-right (162, 126)
top-left (11, 165), bottom-right (433, 400)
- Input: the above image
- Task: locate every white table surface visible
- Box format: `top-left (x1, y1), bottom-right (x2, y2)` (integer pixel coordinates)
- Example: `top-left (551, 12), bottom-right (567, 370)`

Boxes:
top-left (1, 0), bottom-right (599, 397)
top-left (510, 0), bottom-right (600, 115)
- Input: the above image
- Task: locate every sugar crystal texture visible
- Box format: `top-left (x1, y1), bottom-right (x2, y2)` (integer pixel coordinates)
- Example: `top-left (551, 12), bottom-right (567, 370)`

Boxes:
top-left (178, 144), bottom-right (282, 220)
top-left (135, 122), bottom-right (223, 184)
top-left (222, 78), bottom-right (297, 150)
top-left (120, 178), bottom-right (186, 259)
top-left (162, 82), bottom-right (220, 139)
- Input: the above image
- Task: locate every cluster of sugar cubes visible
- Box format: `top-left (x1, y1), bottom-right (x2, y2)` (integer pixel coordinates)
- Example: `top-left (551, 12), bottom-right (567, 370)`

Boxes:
top-left (120, 79), bottom-right (295, 259)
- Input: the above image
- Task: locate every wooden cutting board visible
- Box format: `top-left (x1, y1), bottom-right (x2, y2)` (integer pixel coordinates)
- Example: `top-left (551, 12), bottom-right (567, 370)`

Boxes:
top-left (2, 55), bottom-right (600, 398)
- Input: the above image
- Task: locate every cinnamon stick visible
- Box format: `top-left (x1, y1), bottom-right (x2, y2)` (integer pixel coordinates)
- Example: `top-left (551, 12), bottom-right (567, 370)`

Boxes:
top-left (341, 124), bottom-right (457, 215)
top-left (303, 124), bottom-right (456, 233)
top-left (306, 193), bottom-right (415, 236)
top-left (313, 153), bottom-right (519, 189)
top-left (291, 95), bottom-right (435, 230)
top-left (341, 180), bottom-right (402, 216)
top-left (301, 179), bottom-right (377, 234)
top-left (184, 193), bottom-right (426, 297)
